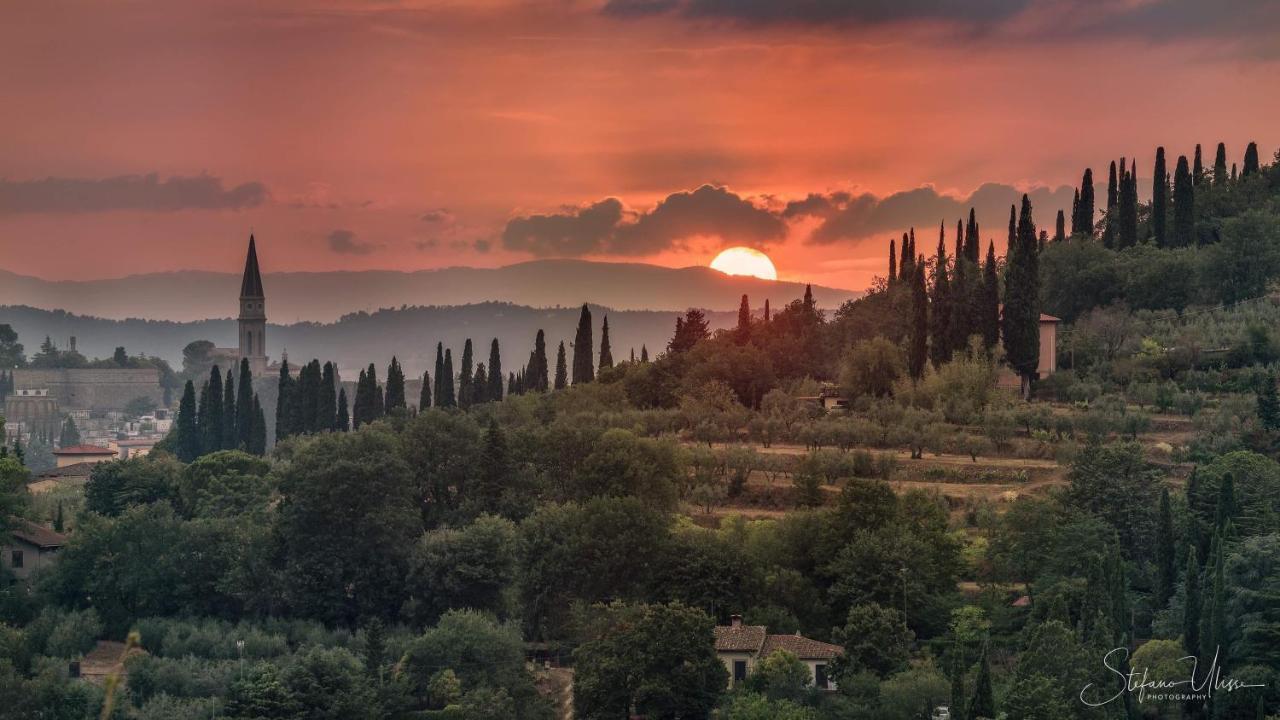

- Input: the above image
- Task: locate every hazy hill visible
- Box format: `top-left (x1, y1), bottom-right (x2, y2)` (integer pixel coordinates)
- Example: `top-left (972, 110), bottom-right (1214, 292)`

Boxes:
top-left (0, 260), bottom-right (859, 323)
top-left (0, 303), bottom-right (742, 376)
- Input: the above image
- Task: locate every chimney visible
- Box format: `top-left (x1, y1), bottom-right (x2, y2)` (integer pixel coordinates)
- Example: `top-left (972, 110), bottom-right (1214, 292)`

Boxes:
top-left (729, 614), bottom-right (742, 628)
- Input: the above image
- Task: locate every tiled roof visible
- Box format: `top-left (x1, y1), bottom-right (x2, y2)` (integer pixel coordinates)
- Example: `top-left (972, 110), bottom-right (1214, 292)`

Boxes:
top-left (760, 634), bottom-right (844, 660)
top-left (713, 624), bottom-right (766, 653)
top-left (52, 444), bottom-right (117, 456)
top-left (35, 462), bottom-right (98, 479)
top-left (10, 518), bottom-right (67, 549)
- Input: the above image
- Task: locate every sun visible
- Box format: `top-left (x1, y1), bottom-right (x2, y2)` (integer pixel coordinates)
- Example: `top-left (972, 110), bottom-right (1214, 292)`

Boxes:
top-left (709, 247), bottom-right (778, 281)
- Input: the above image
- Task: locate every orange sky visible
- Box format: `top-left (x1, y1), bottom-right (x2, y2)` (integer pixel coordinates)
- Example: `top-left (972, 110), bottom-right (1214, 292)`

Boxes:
top-left (1, 0), bottom-right (1278, 290)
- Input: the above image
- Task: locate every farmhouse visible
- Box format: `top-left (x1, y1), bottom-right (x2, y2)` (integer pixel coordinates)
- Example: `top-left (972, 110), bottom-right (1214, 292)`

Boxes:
top-left (714, 615), bottom-right (843, 691)
top-left (2, 519), bottom-right (67, 581)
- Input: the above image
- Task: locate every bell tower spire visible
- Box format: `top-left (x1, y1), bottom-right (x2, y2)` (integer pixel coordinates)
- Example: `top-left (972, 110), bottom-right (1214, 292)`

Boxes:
top-left (238, 234), bottom-right (268, 376)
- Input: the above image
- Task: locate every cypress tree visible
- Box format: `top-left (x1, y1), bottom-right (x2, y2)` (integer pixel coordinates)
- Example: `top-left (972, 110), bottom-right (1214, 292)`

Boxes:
top-left (1118, 161), bottom-right (1138, 248)
top-left (433, 343), bottom-right (445, 408)
top-left (554, 341), bottom-right (568, 390)
top-left (200, 367), bottom-right (224, 453)
top-left (954, 219), bottom-right (964, 262)
top-left (352, 368), bottom-right (368, 428)
top-left (949, 640), bottom-right (967, 720)
top-left (1079, 167), bottom-right (1095, 237)
top-left (1071, 188), bottom-right (1081, 235)
top-left (1173, 155), bottom-right (1195, 247)
top-left (507, 372), bottom-right (516, 397)
top-left (1257, 372), bottom-right (1280, 430)
top-left (439, 351), bottom-right (455, 407)
top-left (1232, 162), bottom-right (1238, 183)
top-left (458, 339), bottom-right (474, 408)
top-left (1156, 488), bottom-right (1176, 608)
top-left (249, 395), bottom-right (267, 455)
top-left (1153, 147), bottom-right (1168, 247)
top-left (54, 501), bottom-right (64, 533)
top-left (964, 208), bottom-right (979, 261)
top-left (473, 363), bottom-right (488, 404)
top-left (1193, 143), bottom-right (1204, 185)
top-left (737, 295), bottom-right (752, 342)
top-left (222, 368), bottom-right (237, 450)
top-left (385, 356), bottom-right (406, 412)
top-left (1214, 142), bottom-right (1228, 185)
top-left (488, 339), bottom-right (503, 402)
top-left (419, 370), bottom-right (431, 410)
top-left (572, 304), bottom-right (594, 384)
top-left (899, 232), bottom-right (914, 283)
top-left (1215, 472), bottom-right (1236, 531)
top-left (293, 359), bottom-right (320, 434)
top-left (949, 240), bottom-right (971, 353)
top-left (968, 641), bottom-right (995, 720)
top-left (981, 241), bottom-right (999, 350)
top-left (888, 238), bottom-right (897, 282)
top-left (1243, 141), bottom-right (1260, 177)
top-left (531, 330), bottom-right (549, 391)
top-left (1184, 546), bottom-right (1202, 658)
top-left (336, 388), bottom-right (350, 431)
top-left (599, 316), bottom-right (614, 370)
top-left (1203, 535), bottom-right (1227, 665)
top-left (236, 359), bottom-right (253, 448)
top-left (1054, 209), bottom-right (1065, 243)
top-left (275, 358), bottom-right (294, 441)
top-left (640, 345), bottom-right (649, 362)
top-left (175, 380), bottom-right (200, 462)
top-left (369, 363), bottom-right (385, 419)
top-left (1002, 198), bottom-right (1040, 399)
top-left (929, 223), bottom-right (952, 367)
top-left (319, 361), bottom-right (337, 430)
top-left (1103, 160), bottom-right (1118, 248)
top-left (909, 259), bottom-right (928, 380)
top-left (58, 417), bottom-right (80, 448)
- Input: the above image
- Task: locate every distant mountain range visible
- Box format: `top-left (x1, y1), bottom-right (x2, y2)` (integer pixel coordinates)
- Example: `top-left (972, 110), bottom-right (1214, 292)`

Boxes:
top-left (0, 303), bottom-right (744, 377)
top-left (0, 260), bottom-right (860, 323)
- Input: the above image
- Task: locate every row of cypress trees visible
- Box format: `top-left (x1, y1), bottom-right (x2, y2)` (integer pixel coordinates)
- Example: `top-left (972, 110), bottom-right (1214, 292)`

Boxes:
top-left (171, 359), bottom-right (267, 461)
top-left (1066, 140), bottom-right (1262, 249)
top-left (506, 304), bottom-right (628, 395)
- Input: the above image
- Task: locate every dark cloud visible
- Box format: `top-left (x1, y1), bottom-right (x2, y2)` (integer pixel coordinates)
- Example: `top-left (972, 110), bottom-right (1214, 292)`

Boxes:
top-left (501, 185), bottom-right (785, 257)
top-left (781, 191), bottom-right (853, 220)
top-left (326, 229), bottom-right (380, 255)
top-left (808, 182), bottom-right (1075, 245)
top-left (419, 208), bottom-right (454, 224)
top-left (0, 173), bottom-right (267, 215)
top-left (604, 0), bottom-right (1031, 25)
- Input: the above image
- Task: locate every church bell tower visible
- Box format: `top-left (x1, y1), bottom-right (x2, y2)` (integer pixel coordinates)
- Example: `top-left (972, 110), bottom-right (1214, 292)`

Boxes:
top-left (238, 234), bottom-right (268, 377)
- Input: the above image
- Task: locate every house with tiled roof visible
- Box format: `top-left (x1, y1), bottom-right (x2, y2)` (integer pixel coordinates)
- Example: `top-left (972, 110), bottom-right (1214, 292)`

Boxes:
top-left (3, 518), bottom-right (68, 581)
top-left (51, 444), bottom-right (117, 468)
top-left (713, 615), bottom-right (843, 691)
top-left (27, 462), bottom-right (97, 494)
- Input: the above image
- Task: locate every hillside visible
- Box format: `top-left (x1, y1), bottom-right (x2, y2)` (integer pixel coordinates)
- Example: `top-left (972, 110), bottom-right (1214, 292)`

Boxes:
top-left (0, 303), bottom-right (741, 375)
top-left (0, 259), bottom-right (860, 323)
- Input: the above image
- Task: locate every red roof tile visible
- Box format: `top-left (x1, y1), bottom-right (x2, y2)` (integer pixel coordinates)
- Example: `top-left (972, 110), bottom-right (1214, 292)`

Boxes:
top-left (761, 634), bottom-right (844, 660)
top-left (713, 624), bottom-right (766, 653)
top-left (52, 445), bottom-right (117, 456)
top-left (9, 518), bottom-right (67, 549)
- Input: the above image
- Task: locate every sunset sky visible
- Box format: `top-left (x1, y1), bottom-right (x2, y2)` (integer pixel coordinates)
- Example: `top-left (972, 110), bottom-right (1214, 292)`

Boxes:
top-left (2, 0), bottom-right (1278, 290)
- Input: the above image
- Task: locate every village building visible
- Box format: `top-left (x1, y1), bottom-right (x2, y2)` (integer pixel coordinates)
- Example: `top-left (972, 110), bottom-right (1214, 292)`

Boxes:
top-left (2, 519), bottom-right (67, 581)
top-left (713, 616), bottom-right (843, 691)
top-left (996, 313), bottom-right (1060, 388)
top-left (51, 444), bottom-right (118, 468)
top-left (210, 235), bottom-right (272, 378)
top-left (27, 462), bottom-right (97, 494)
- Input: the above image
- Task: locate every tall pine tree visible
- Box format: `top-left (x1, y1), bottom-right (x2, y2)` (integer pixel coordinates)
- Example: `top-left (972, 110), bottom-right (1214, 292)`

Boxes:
top-left (1184, 546), bottom-right (1202, 658)
top-left (909, 260), bottom-right (928, 380)
top-left (200, 366), bottom-right (224, 453)
top-left (1152, 146), bottom-right (1168, 247)
top-left (487, 338), bottom-right (503, 402)
top-left (175, 380), bottom-right (200, 462)
top-left (1103, 160), bottom-right (1118, 248)
top-left (981, 241), bottom-right (1000, 350)
top-left (472, 363), bottom-right (488, 404)
top-left (1243, 141), bottom-right (1260, 177)
top-left (1118, 160), bottom-right (1138, 248)
top-left (319, 361), bottom-right (338, 430)
top-left (275, 358), bottom-right (294, 441)
top-left (1173, 155), bottom-right (1195, 247)
top-left (599, 316), bottom-right (614, 370)
top-left (1156, 488), bottom-right (1176, 608)
top-left (1054, 209), bottom-right (1065, 243)
top-left (1001, 198), bottom-right (1040, 399)
top-left (554, 341), bottom-right (568, 390)
top-left (1193, 143), bottom-right (1204, 185)
top-left (530, 330), bottom-right (549, 392)
top-left (929, 223), bottom-right (952, 367)
top-left (457, 339), bottom-right (473, 408)
top-left (968, 641), bottom-right (995, 720)
top-left (419, 370), bottom-right (431, 411)
top-left (236, 359), bottom-right (254, 448)
top-left (572, 304), bottom-right (594, 384)
top-left (888, 238), bottom-right (897, 283)
top-left (222, 368), bottom-right (237, 450)
top-left (336, 388), bottom-right (350, 431)
top-left (439, 351), bottom-right (456, 408)
top-left (1076, 167), bottom-right (1095, 237)
top-left (385, 356), bottom-right (406, 413)
top-left (249, 395), bottom-right (267, 455)
top-left (737, 295), bottom-right (752, 342)
top-left (1213, 142), bottom-right (1228, 185)
top-left (433, 343), bottom-right (445, 408)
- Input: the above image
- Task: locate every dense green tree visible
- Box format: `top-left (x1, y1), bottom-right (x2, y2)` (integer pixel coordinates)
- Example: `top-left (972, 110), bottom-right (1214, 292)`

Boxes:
top-left (1193, 142), bottom-right (1204, 184)
top-left (1053, 209), bottom-right (1065, 243)
top-left (487, 338), bottom-right (504, 402)
top-left (839, 337), bottom-right (904, 398)
top-left (1153, 146), bottom-right (1168, 247)
top-left (530, 330), bottom-right (549, 392)
top-left (457, 339), bottom-right (473, 408)
top-left (236, 359), bottom-right (254, 447)
top-left (472, 362), bottom-right (489, 404)
top-left (275, 359), bottom-right (294, 441)
top-left (432, 342), bottom-right (445, 407)
top-left (439, 352), bottom-right (456, 408)
top-left (928, 225), bottom-right (952, 367)
top-left (599, 316), bottom-right (614, 370)
top-left (1103, 160), bottom-right (1118, 247)
top-left (318, 361), bottom-right (337, 430)
top-left (1001, 197), bottom-right (1040, 398)
top-left (554, 341), bottom-right (568, 390)
top-left (1173, 154), bottom-right (1195, 247)
top-left (249, 395), bottom-right (267, 454)
top-left (909, 260), bottom-right (928, 379)
top-left (418, 370), bottom-right (431, 410)
top-left (384, 356), bottom-right (406, 413)
top-left (177, 450), bottom-right (271, 519)
top-left (174, 380), bottom-right (201, 462)
top-left (1203, 210), bottom-right (1280, 305)
top-left (1185, 546), bottom-right (1202, 658)
top-left (831, 603), bottom-right (914, 679)
top-left (0, 324), bottom-right (24, 368)
top-left (669, 308), bottom-right (711, 354)
top-left (336, 388), bottom-right (349, 432)
top-left (1243, 141), bottom-right (1260, 177)
top-left (1064, 441), bottom-right (1161, 552)
top-left (981, 241), bottom-right (999, 350)
top-left (1156, 488), bottom-right (1176, 609)
top-left (888, 239), bottom-right (897, 283)
top-left (57, 417), bottom-right (80, 448)
top-left (404, 514), bottom-right (517, 625)
top-left (276, 428), bottom-right (419, 625)
top-left (352, 368), bottom-right (369, 428)
top-left (221, 368), bottom-right (237, 450)
top-left (1214, 142), bottom-right (1228, 185)
top-left (1075, 167), bottom-right (1095, 236)
top-left (84, 454), bottom-right (182, 516)
top-left (572, 304), bottom-right (595, 384)
top-left (1118, 160), bottom-right (1138, 248)
top-left (199, 366), bottom-right (224, 453)
top-left (573, 601), bottom-right (727, 720)
top-left (967, 641), bottom-right (995, 720)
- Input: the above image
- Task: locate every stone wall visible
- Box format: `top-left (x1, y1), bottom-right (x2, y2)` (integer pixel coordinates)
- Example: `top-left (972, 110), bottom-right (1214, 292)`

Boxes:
top-left (13, 368), bottom-right (164, 412)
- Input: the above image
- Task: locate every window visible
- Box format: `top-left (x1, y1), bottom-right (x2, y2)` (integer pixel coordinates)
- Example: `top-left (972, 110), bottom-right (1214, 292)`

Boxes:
top-left (815, 663), bottom-right (829, 689)
top-left (10, 550), bottom-right (22, 569)
top-left (733, 660), bottom-right (747, 684)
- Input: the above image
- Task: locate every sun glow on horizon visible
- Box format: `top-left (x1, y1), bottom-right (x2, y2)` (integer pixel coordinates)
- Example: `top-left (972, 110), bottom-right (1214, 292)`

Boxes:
top-left (709, 247), bottom-right (778, 281)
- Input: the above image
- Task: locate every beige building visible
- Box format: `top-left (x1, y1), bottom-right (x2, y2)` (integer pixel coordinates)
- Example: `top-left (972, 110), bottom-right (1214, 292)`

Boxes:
top-left (714, 616), bottom-right (843, 691)
top-left (2, 519), bottom-right (67, 581)
top-left (12, 368), bottom-right (163, 413)
top-left (51, 444), bottom-right (118, 468)
top-left (27, 462), bottom-right (97, 494)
